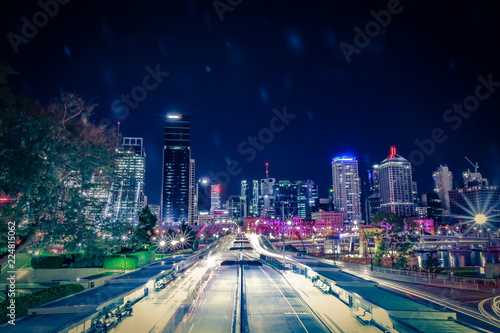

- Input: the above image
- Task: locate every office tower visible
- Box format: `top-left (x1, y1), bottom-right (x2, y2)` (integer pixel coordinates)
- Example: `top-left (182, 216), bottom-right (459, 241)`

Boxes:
top-left (422, 192), bottom-right (443, 224)
top-left (105, 137), bottom-right (146, 224)
top-left (296, 180), bottom-right (318, 219)
top-left (210, 184), bottom-right (221, 213)
top-left (252, 180), bottom-right (260, 216)
top-left (161, 114), bottom-right (190, 225)
top-left (261, 178), bottom-right (276, 218)
top-left (365, 192), bottom-right (381, 224)
top-left (227, 195), bottom-right (243, 220)
top-left (433, 165), bottom-right (453, 213)
top-left (241, 180), bottom-right (250, 218)
top-left (367, 165), bottom-right (380, 194)
top-left (331, 156), bottom-right (362, 223)
top-left (274, 180), bottom-right (297, 219)
top-left (273, 180), bottom-right (318, 220)
top-left (188, 159), bottom-right (197, 225)
top-left (378, 147), bottom-right (414, 217)
top-left (365, 164), bottom-right (381, 224)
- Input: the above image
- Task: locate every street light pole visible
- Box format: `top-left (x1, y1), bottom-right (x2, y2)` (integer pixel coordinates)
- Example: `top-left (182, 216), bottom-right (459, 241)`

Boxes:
top-left (282, 202), bottom-right (285, 269)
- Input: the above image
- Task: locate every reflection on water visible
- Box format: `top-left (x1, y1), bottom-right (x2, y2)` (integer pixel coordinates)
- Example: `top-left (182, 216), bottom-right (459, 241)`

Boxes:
top-left (416, 250), bottom-right (500, 267)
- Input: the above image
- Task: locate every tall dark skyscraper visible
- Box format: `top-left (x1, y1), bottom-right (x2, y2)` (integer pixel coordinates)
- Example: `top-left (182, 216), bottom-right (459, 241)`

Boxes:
top-left (161, 114), bottom-right (191, 225)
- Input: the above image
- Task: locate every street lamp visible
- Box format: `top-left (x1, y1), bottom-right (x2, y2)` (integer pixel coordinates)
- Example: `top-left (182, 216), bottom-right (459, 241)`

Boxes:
top-left (283, 220), bottom-right (292, 269)
top-left (475, 214), bottom-right (487, 224)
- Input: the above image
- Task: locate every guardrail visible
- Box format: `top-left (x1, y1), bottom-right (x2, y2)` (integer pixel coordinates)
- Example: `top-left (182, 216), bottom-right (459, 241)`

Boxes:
top-left (326, 260), bottom-right (499, 290)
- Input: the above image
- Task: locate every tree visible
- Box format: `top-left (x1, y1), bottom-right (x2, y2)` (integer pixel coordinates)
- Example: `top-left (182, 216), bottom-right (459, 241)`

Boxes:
top-left (0, 61), bottom-right (119, 264)
top-left (371, 212), bottom-right (419, 269)
top-left (422, 254), bottom-right (442, 274)
top-left (135, 206), bottom-right (157, 248)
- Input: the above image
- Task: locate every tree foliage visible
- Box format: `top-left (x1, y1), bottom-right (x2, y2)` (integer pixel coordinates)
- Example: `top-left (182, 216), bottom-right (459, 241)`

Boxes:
top-left (0, 61), bottom-right (119, 260)
top-left (422, 254), bottom-right (442, 273)
top-left (135, 205), bottom-right (157, 247)
top-left (371, 211), bottom-right (419, 269)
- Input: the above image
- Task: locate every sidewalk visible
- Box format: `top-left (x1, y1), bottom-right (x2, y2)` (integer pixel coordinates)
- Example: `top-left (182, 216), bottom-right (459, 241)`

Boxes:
top-left (282, 271), bottom-right (382, 333)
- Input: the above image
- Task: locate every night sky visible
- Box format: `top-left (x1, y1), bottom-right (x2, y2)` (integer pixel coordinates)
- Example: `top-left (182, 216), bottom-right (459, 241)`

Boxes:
top-left (2, 0), bottom-right (500, 205)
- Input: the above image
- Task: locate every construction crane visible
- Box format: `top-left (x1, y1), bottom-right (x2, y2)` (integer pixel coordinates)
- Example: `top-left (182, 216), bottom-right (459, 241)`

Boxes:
top-left (464, 156), bottom-right (479, 173)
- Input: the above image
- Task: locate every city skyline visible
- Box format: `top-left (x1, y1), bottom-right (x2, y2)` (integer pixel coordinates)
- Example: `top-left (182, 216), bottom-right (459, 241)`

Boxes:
top-left (1, 1), bottom-right (500, 205)
top-left (3, 2), bottom-right (500, 332)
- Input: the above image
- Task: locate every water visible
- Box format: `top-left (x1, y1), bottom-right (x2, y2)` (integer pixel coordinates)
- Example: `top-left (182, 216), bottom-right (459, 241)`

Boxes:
top-left (416, 250), bottom-right (500, 268)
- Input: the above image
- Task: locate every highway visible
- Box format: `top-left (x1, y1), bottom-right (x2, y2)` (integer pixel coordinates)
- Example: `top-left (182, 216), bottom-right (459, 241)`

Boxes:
top-left (114, 234), bottom-right (331, 332)
top-left (243, 264), bottom-right (328, 332)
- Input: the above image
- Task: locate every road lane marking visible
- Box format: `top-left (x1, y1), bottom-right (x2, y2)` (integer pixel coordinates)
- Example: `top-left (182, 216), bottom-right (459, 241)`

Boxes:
top-left (258, 266), bottom-right (309, 333)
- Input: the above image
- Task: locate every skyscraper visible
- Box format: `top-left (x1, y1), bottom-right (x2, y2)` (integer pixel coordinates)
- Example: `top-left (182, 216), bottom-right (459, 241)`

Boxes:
top-left (433, 165), bottom-right (453, 213)
top-left (273, 180), bottom-right (318, 219)
top-left (367, 165), bottom-right (380, 194)
top-left (252, 180), bottom-right (260, 216)
top-left (241, 180), bottom-right (250, 218)
top-left (227, 195), bottom-right (243, 221)
top-left (260, 177), bottom-right (275, 218)
top-left (378, 147), bottom-right (414, 217)
top-left (188, 159), bottom-right (196, 225)
top-left (210, 184), bottom-right (221, 213)
top-left (161, 114), bottom-right (190, 225)
top-left (365, 164), bottom-right (381, 224)
top-left (331, 156), bottom-right (362, 224)
top-left (104, 137), bottom-right (146, 224)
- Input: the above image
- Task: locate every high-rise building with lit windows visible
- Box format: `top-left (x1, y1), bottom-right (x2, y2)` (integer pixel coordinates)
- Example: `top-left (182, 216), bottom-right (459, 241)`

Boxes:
top-left (161, 114), bottom-right (190, 225)
top-left (241, 180), bottom-right (250, 217)
top-left (433, 165), bottom-right (453, 213)
top-left (378, 147), bottom-right (414, 217)
top-left (210, 184), bottom-right (221, 213)
top-left (104, 137), bottom-right (145, 224)
top-left (331, 156), bottom-right (362, 223)
top-left (273, 180), bottom-right (318, 219)
top-left (188, 159), bottom-right (197, 225)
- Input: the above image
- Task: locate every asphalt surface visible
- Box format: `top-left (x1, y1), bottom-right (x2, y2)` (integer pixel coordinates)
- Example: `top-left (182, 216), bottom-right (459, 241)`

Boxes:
top-left (244, 264), bottom-right (329, 333)
top-left (173, 266), bottom-right (238, 333)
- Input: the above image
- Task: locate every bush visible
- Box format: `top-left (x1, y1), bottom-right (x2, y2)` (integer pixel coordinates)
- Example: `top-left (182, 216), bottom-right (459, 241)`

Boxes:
top-left (103, 251), bottom-right (154, 270)
top-left (173, 249), bottom-right (193, 255)
top-left (30, 256), bottom-right (64, 269)
top-left (0, 284), bottom-right (84, 324)
top-left (128, 251), bottom-right (155, 267)
top-left (103, 256), bottom-right (138, 270)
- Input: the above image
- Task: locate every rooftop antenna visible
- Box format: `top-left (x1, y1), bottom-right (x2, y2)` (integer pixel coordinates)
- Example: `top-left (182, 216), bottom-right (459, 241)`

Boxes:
top-left (117, 121), bottom-right (121, 147)
top-left (464, 156), bottom-right (479, 173)
top-left (265, 162), bottom-right (269, 180)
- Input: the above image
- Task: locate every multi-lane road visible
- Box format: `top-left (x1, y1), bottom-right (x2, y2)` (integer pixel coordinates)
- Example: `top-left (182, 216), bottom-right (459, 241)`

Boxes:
top-left (114, 234), bottom-right (332, 332)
